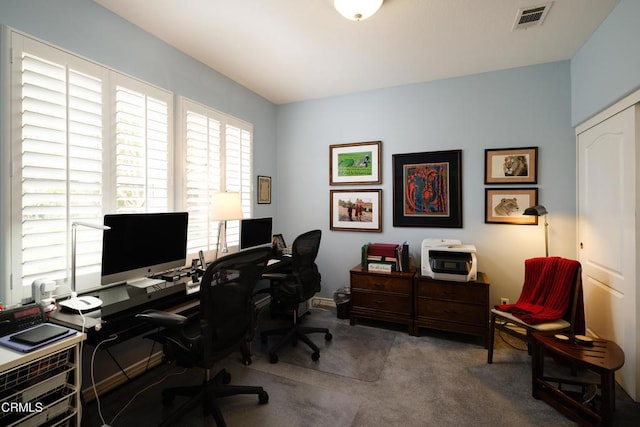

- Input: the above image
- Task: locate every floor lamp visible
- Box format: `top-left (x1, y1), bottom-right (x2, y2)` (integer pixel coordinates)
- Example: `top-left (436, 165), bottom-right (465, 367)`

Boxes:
top-left (59, 221), bottom-right (110, 313)
top-left (211, 192), bottom-right (243, 258)
top-left (524, 204), bottom-right (549, 257)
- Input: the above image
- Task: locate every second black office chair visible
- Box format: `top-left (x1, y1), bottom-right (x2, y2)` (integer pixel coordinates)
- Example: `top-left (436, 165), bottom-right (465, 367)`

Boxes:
top-left (136, 246), bottom-right (272, 427)
top-left (260, 229), bottom-right (332, 363)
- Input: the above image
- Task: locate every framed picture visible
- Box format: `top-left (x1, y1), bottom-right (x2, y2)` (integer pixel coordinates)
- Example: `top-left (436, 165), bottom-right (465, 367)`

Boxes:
top-left (392, 150), bottom-right (462, 228)
top-left (485, 187), bottom-right (538, 224)
top-left (329, 141), bottom-right (381, 185)
top-left (257, 175), bottom-right (271, 204)
top-left (271, 234), bottom-right (286, 252)
top-left (485, 147), bottom-right (538, 184)
top-left (330, 189), bottom-right (382, 232)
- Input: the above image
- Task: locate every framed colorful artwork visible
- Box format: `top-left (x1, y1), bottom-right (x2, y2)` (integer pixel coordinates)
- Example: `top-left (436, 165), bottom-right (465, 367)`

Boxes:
top-left (392, 150), bottom-right (462, 228)
top-left (329, 141), bottom-right (381, 185)
top-left (485, 187), bottom-right (538, 224)
top-left (330, 189), bottom-right (382, 232)
top-left (485, 147), bottom-right (538, 184)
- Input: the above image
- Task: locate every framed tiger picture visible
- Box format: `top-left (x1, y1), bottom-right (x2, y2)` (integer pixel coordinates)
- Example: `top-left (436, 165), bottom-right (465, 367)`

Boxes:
top-left (484, 147), bottom-right (537, 184)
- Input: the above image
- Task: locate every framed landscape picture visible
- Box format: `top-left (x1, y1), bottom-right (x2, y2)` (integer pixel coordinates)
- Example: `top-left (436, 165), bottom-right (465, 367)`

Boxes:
top-left (330, 189), bottom-right (382, 232)
top-left (257, 175), bottom-right (271, 204)
top-left (392, 150), bottom-right (462, 228)
top-left (330, 141), bottom-right (381, 185)
top-left (485, 147), bottom-right (538, 184)
top-left (485, 187), bottom-right (538, 224)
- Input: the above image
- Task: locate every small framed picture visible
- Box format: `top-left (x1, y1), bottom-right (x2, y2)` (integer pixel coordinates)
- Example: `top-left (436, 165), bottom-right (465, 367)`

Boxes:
top-left (330, 141), bottom-right (381, 185)
top-left (272, 234), bottom-right (286, 252)
top-left (485, 147), bottom-right (538, 184)
top-left (330, 189), bottom-right (382, 232)
top-left (485, 188), bottom-right (538, 224)
top-left (257, 175), bottom-right (271, 204)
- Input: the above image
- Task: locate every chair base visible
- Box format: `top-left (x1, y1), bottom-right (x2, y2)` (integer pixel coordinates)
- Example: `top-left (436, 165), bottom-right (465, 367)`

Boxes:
top-left (261, 321), bottom-right (332, 364)
top-left (159, 368), bottom-right (268, 427)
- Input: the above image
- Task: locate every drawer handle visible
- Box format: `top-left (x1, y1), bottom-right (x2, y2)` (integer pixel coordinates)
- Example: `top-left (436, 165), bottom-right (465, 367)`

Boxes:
top-left (375, 300), bottom-right (385, 306)
top-left (443, 291), bottom-right (457, 296)
top-left (444, 310), bottom-right (457, 314)
top-left (373, 283), bottom-right (385, 289)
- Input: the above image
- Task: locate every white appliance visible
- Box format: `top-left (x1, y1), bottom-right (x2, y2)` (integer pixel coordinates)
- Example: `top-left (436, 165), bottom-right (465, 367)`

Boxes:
top-left (421, 239), bottom-right (477, 282)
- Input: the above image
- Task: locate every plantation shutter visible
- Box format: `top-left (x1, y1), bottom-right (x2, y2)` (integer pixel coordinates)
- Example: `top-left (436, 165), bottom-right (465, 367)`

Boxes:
top-left (180, 98), bottom-right (253, 256)
top-left (16, 36), bottom-right (106, 291)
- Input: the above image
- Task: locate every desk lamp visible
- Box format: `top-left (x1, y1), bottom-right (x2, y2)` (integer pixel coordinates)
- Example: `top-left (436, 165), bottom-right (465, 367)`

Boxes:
top-left (523, 204), bottom-right (549, 257)
top-left (211, 192), bottom-right (243, 257)
top-left (59, 221), bottom-right (110, 313)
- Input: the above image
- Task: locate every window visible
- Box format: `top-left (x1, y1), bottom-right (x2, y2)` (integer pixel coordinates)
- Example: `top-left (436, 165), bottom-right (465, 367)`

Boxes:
top-left (8, 32), bottom-right (172, 303)
top-left (178, 98), bottom-right (253, 258)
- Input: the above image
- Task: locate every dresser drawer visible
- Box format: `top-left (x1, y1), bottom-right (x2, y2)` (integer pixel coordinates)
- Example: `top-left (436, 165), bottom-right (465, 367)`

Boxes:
top-left (352, 291), bottom-right (412, 315)
top-left (351, 273), bottom-right (411, 295)
top-left (416, 299), bottom-right (486, 324)
top-left (416, 280), bottom-right (486, 304)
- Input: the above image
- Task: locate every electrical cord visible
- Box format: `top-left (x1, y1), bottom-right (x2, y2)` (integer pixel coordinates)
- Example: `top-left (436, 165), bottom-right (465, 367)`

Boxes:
top-left (109, 367), bottom-right (187, 426)
top-left (91, 334), bottom-right (119, 426)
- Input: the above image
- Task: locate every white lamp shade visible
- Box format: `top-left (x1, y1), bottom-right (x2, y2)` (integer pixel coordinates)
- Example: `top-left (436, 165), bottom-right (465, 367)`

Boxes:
top-left (334, 0), bottom-right (383, 21)
top-left (211, 192), bottom-right (243, 221)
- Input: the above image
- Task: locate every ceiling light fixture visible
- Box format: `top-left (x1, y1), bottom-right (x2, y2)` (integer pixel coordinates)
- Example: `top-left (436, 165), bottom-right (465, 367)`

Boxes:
top-left (334, 0), bottom-right (383, 21)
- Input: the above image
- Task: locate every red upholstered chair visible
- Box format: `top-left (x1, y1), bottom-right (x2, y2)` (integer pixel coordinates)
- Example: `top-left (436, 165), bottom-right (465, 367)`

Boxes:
top-left (487, 257), bottom-right (584, 364)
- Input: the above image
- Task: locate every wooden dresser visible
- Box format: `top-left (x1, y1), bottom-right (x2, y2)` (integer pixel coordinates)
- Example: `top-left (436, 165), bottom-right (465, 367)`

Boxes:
top-left (414, 272), bottom-right (490, 347)
top-left (349, 265), bottom-right (416, 334)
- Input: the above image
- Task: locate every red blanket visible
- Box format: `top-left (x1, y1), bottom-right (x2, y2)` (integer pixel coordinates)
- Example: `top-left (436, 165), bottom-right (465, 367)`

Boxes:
top-left (495, 257), bottom-right (585, 334)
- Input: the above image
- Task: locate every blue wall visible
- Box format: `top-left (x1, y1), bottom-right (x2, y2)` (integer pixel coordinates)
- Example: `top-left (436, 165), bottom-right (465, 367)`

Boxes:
top-left (277, 62), bottom-right (575, 303)
top-left (3, 0), bottom-right (637, 305)
top-left (571, 0), bottom-right (640, 126)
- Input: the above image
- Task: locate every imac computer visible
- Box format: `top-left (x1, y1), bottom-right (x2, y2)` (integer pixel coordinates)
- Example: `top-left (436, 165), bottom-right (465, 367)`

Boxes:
top-left (101, 212), bottom-right (189, 287)
top-left (240, 217), bottom-right (273, 249)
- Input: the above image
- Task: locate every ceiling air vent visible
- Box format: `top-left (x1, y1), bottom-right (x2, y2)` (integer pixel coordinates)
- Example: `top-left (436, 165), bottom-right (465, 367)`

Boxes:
top-left (512, 2), bottom-right (553, 30)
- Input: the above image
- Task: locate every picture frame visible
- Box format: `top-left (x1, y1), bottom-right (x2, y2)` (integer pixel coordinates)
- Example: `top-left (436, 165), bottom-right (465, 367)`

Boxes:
top-left (392, 150), bottom-right (462, 228)
top-left (330, 189), bottom-right (382, 232)
top-left (257, 175), bottom-right (271, 204)
top-left (329, 141), bottom-right (381, 185)
top-left (485, 147), bottom-right (538, 184)
top-left (271, 234), bottom-right (286, 252)
top-left (485, 187), bottom-right (538, 224)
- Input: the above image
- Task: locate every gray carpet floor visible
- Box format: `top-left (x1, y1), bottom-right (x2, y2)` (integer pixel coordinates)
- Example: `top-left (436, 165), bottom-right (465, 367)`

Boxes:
top-left (82, 306), bottom-right (640, 426)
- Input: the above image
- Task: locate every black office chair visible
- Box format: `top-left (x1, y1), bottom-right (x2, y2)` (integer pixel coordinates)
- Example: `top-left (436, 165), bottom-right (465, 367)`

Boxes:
top-left (260, 229), bottom-right (332, 363)
top-left (136, 246), bottom-right (272, 427)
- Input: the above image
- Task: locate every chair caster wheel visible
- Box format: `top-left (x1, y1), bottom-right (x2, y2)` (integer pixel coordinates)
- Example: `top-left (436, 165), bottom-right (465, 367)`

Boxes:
top-left (222, 371), bottom-right (231, 384)
top-left (269, 353), bottom-right (278, 364)
top-left (258, 390), bottom-right (269, 404)
top-left (311, 352), bottom-right (320, 361)
top-left (325, 333), bottom-right (333, 341)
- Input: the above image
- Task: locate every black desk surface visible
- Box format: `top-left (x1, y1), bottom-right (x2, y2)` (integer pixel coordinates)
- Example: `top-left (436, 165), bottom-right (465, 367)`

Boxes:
top-left (49, 255), bottom-right (292, 345)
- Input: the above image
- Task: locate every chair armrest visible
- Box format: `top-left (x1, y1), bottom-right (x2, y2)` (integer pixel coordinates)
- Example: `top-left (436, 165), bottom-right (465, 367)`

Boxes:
top-left (136, 309), bottom-right (187, 328)
top-left (261, 273), bottom-right (288, 282)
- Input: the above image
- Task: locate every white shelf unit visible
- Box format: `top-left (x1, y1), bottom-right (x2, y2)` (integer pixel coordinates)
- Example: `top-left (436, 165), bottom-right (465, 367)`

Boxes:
top-left (0, 333), bottom-right (85, 427)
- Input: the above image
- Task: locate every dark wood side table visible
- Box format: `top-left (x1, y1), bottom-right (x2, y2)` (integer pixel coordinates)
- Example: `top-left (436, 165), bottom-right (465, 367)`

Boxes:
top-left (531, 332), bottom-right (625, 426)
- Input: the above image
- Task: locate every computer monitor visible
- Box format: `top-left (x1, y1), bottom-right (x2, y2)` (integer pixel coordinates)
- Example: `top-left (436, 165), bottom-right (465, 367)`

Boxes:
top-left (101, 212), bottom-right (189, 285)
top-left (240, 217), bottom-right (273, 249)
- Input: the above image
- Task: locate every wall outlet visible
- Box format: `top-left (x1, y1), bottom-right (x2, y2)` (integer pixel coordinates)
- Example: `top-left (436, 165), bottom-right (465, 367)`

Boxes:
top-left (500, 297), bottom-right (510, 305)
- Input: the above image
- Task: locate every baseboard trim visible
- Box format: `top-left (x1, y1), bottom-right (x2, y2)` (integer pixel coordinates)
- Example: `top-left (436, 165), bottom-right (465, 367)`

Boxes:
top-left (312, 296), bottom-right (335, 308)
top-left (82, 351), bottom-right (164, 402)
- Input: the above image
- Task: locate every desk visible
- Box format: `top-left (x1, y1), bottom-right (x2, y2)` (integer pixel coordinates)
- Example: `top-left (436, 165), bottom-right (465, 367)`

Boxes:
top-left (531, 332), bottom-right (625, 426)
top-left (0, 332), bottom-right (85, 426)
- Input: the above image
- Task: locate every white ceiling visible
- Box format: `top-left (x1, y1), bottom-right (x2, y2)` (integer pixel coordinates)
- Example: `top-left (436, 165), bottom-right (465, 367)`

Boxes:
top-left (93, 0), bottom-right (618, 105)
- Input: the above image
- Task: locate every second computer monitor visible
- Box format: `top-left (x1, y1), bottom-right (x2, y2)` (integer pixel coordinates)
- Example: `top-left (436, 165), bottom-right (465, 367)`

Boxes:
top-left (240, 217), bottom-right (273, 249)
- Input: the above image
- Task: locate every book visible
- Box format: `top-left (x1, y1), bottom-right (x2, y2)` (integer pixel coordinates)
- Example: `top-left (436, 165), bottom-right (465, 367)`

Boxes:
top-left (368, 243), bottom-right (399, 258)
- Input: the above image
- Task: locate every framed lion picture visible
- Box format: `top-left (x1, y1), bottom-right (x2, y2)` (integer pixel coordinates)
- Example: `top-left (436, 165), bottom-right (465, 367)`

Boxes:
top-left (485, 188), bottom-right (538, 225)
top-left (484, 147), bottom-right (537, 184)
